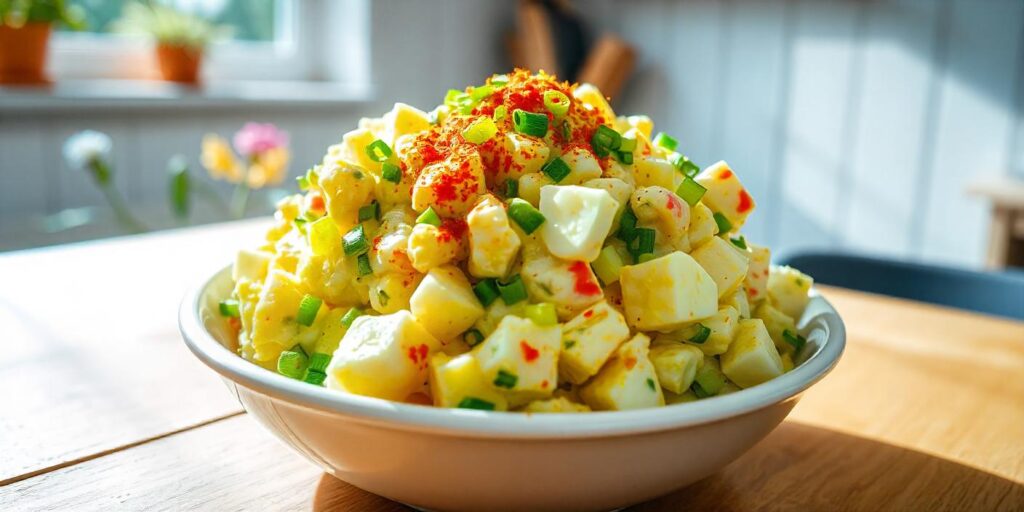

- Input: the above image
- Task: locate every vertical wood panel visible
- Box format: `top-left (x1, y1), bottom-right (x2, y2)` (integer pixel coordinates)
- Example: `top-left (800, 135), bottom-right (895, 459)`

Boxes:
top-left (841, 0), bottom-right (941, 257)
top-left (774, 0), bottom-right (861, 251)
top-left (917, 0), bottom-right (1024, 265)
top-left (716, 0), bottom-right (789, 246)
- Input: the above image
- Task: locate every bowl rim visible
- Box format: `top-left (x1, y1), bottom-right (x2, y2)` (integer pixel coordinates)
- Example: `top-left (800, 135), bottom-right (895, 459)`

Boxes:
top-left (179, 264), bottom-right (846, 440)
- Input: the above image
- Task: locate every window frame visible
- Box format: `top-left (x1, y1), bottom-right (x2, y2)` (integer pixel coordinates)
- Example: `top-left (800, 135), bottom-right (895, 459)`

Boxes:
top-left (46, 0), bottom-right (348, 83)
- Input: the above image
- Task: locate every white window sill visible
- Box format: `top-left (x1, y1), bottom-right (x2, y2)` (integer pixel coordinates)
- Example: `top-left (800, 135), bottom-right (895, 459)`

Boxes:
top-left (0, 79), bottom-right (373, 112)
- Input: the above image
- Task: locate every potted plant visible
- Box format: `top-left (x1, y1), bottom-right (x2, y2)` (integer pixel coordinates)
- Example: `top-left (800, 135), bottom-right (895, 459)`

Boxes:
top-left (114, 1), bottom-right (224, 84)
top-left (0, 0), bottom-right (84, 84)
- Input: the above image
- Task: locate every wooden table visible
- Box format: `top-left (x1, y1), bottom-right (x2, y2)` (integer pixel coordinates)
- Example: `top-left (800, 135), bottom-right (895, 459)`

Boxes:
top-left (2, 220), bottom-right (1022, 511)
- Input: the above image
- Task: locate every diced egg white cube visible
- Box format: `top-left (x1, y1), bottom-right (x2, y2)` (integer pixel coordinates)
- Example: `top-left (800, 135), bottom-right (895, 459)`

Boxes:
top-left (539, 185), bottom-right (620, 262)
top-left (467, 195), bottom-right (522, 278)
top-left (680, 305), bottom-right (740, 356)
top-left (745, 242), bottom-right (771, 303)
top-left (382, 102), bottom-right (432, 147)
top-left (753, 301), bottom-right (798, 356)
top-left (559, 146), bottom-right (603, 185)
top-left (721, 287), bottom-right (751, 319)
top-left (579, 333), bottom-right (665, 410)
top-left (767, 265), bottom-right (814, 320)
top-left (559, 301), bottom-right (631, 384)
top-left (688, 202), bottom-right (718, 248)
top-left (250, 269), bottom-right (305, 363)
top-left (233, 249), bottom-right (272, 282)
top-left (634, 156), bottom-right (678, 190)
top-left (695, 161), bottom-right (756, 231)
top-left (619, 251), bottom-right (718, 331)
top-left (503, 132), bottom-right (551, 179)
top-left (327, 310), bottom-right (440, 401)
top-left (429, 353), bottom-right (509, 410)
top-left (410, 266), bottom-right (485, 341)
top-left (721, 318), bottom-right (783, 389)
top-left (649, 343), bottom-right (705, 394)
top-left (521, 396), bottom-right (591, 413)
top-left (474, 316), bottom-right (561, 401)
top-left (573, 83), bottom-right (616, 124)
top-left (690, 236), bottom-right (750, 299)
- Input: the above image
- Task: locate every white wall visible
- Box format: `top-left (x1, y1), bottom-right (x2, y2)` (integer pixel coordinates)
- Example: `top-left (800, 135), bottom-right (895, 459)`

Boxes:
top-left (1, 0), bottom-right (1021, 270)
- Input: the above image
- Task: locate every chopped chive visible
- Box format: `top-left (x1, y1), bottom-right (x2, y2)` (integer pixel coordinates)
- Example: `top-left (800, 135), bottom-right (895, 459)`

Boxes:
top-left (713, 212), bottom-right (733, 234)
top-left (541, 157), bottom-right (571, 183)
top-left (381, 162), bottom-right (402, 183)
top-left (564, 340), bottom-right (577, 349)
top-left (561, 119), bottom-right (571, 140)
top-left (507, 198), bottom-right (546, 234)
top-left (473, 279), bottom-right (500, 307)
top-left (462, 116), bottom-right (498, 144)
top-left (783, 330), bottom-right (807, 352)
top-left (524, 303), bottom-right (558, 326)
top-left (457, 396), bottom-right (496, 410)
top-left (512, 109), bottom-right (549, 137)
top-left (671, 153), bottom-right (700, 177)
top-left (340, 307), bottom-right (363, 328)
top-left (358, 201), bottom-right (380, 222)
top-left (342, 224), bottom-right (370, 255)
top-left (637, 253), bottom-right (655, 263)
top-left (357, 253), bottom-right (373, 276)
top-left (493, 369), bottom-right (518, 389)
top-left (377, 289), bottom-right (390, 306)
top-left (463, 328), bottom-right (485, 347)
top-left (289, 343), bottom-right (308, 358)
top-left (364, 139), bottom-right (393, 163)
top-left (591, 125), bottom-right (621, 157)
top-left (296, 294), bottom-right (322, 327)
top-left (694, 364), bottom-right (726, 395)
top-left (543, 90), bottom-right (571, 117)
top-left (675, 177), bottom-right (707, 207)
top-left (296, 175), bottom-right (310, 190)
top-left (277, 350), bottom-right (308, 379)
top-left (219, 299), bottom-right (240, 318)
top-left (635, 227), bottom-right (656, 255)
top-left (618, 137), bottom-right (637, 153)
top-left (615, 150), bottom-right (634, 165)
top-left (493, 105), bottom-right (508, 122)
top-left (470, 84), bottom-right (494, 101)
top-left (653, 132), bottom-right (678, 151)
top-left (505, 179), bottom-right (518, 198)
top-left (497, 275), bottom-right (528, 305)
top-left (646, 378), bottom-right (657, 391)
top-left (303, 369), bottom-right (327, 386)
top-left (308, 352), bottom-right (332, 372)
top-left (691, 381), bottom-right (711, 398)
top-left (687, 324), bottom-right (711, 344)
top-left (730, 236), bottom-right (747, 250)
top-left (618, 206), bottom-right (638, 242)
top-left (416, 206), bottom-right (442, 226)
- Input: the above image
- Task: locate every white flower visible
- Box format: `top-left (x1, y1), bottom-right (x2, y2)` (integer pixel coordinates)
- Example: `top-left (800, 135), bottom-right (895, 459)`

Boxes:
top-left (63, 130), bottom-right (112, 171)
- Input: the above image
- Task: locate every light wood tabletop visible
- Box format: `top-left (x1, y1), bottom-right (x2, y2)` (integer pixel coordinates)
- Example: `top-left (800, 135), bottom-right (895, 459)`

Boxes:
top-left (1, 220), bottom-right (1022, 511)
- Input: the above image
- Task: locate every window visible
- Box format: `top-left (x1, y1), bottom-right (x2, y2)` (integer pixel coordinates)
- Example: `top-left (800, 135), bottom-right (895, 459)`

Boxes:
top-left (47, 0), bottom-right (367, 84)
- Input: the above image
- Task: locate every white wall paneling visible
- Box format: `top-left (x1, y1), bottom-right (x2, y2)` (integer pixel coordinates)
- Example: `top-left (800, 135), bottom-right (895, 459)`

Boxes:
top-left (1, 0), bottom-right (1022, 270)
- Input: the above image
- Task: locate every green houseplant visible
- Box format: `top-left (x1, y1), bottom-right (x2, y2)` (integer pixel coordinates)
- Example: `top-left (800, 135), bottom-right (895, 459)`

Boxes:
top-left (114, 1), bottom-right (225, 84)
top-left (0, 0), bottom-right (84, 84)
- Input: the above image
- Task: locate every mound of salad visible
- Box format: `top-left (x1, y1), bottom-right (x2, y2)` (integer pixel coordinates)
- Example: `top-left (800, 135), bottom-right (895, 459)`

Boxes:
top-left (219, 70), bottom-right (815, 412)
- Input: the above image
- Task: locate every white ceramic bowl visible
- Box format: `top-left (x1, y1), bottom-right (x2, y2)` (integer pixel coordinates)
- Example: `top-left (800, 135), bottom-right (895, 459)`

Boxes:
top-left (180, 266), bottom-right (845, 512)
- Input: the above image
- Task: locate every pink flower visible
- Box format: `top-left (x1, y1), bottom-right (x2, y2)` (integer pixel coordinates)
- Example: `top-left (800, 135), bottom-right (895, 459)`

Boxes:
top-left (232, 122), bottom-right (289, 157)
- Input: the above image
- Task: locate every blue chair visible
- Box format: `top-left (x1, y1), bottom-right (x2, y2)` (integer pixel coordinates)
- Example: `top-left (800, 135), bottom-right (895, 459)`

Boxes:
top-left (776, 251), bottom-right (1024, 321)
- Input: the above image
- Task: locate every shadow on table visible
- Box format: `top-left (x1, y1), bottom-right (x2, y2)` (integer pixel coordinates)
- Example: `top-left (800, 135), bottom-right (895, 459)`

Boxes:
top-left (634, 422), bottom-right (1024, 511)
top-left (309, 421), bottom-right (1024, 511)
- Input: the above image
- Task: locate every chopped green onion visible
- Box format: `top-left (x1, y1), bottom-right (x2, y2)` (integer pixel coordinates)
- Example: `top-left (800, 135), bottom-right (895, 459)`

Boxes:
top-left (691, 381), bottom-right (711, 398)
top-left (463, 329), bottom-right (485, 347)
top-left (219, 299), bottom-right (240, 318)
top-left (341, 307), bottom-right (363, 328)
top-left (512, 109), bottom-right (549, 137)
top-left (687, 324), bottom-right (711, 344)
top-left (713, 212), bottom-right (733, 234)
top-left (524, 303), bottom-right (558, 326)
top-left (637, 253), bottom-right (655, 263)
top-left (561, 119), bottom-right (571, 140)
top-left (444, 89), bottom-right (462, 105)
top-left (504, 179), bottom-right (518, 198)
top-left (653, 132), bottom-right (678, 151)
top-left (671, 153), bottom-right (700, 177)
top-left (342, 224), bottom-right (370, 255)
top-left (616, 150), bottom-right (634, 165)
top-left (591, 245), bottom-right (625, 284)
top-left (783, 330), bottom-right (807, 352)
top-left (357, 253), bottom-right (373, 276)
top-left (591, 125), bottom-right (622, 157)
top-left (377, 289), bottom-right (390, 306)
top-left (493, 105), bottom-right (508, 122)
top-left (543, 90), bottom-right (571, 117)
top-left (364, 139), bottom-right (393, 163)
top-left (308, 352), bottom-right (332, 372)
top-left (541, 157), bottom-right (571, 183)
top-left (646, 378), bottom-right (657, 391)
top-left (617, 206), bottom-right (638, 242)
top-left (416, 206), bottom-right (442, 226)
top-left (493, 369), bottom-right (518, 389)
top-left (473, 279), bottom-right (500, 307)
top-left (564, 340), bottom-right (576, 349)
top-left (462, 116), bottom-right (498, 144)
top-left (635, 227), bottom-right (656, 255)
top-left (296, 175), bottom-right (310, 190)
top-left (381, 162), bottom-right (402, 184)
top-left (358, 201), bottom-right (380, 222)
top-left (676, 177), bottom-right (707, 206)
top-left (730, 236), bottom-right (748, 250)
top-left (497, 274), bottom-right (528, 305)
top-left (277, 350), bottom-right (308, 379)
top-left (303, 369), bottom-right (327, 386)
top-left (507, 198), bottom-right (546, 234)
top-left (457, 397), bottom-right (496, 410)
top-left (296, 294), bottom-right (322, 327)
top-left (470, 84), bottom-right (494, 101)
top-left (290, 343), bottom-right (308, 358)
top-left (694, 364), bottom-right (725, 395)
top-left (618, 137), bottom-right (637, 153)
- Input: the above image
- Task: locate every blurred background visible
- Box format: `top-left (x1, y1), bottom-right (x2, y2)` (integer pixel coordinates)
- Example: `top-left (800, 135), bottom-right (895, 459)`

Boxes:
top-left (1, 0), bottom-right (1022, 271)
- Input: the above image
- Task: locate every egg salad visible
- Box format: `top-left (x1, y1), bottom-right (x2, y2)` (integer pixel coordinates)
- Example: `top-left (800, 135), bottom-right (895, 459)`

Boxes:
top-left (218, 70), bottom-right (815, 412)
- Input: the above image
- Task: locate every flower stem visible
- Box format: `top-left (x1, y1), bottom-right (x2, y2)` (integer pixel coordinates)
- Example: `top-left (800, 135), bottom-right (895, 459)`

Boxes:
top-left (230, 182), bottom-right (251, 219)
top-left (90, 159), bottom-right (147, 234)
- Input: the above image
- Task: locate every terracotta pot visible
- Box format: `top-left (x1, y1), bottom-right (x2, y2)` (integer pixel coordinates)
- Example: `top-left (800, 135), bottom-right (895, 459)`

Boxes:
top-left (0, 23), bottom-right (52, 85)
top-left (156, 43), bottom-right (202, 84)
